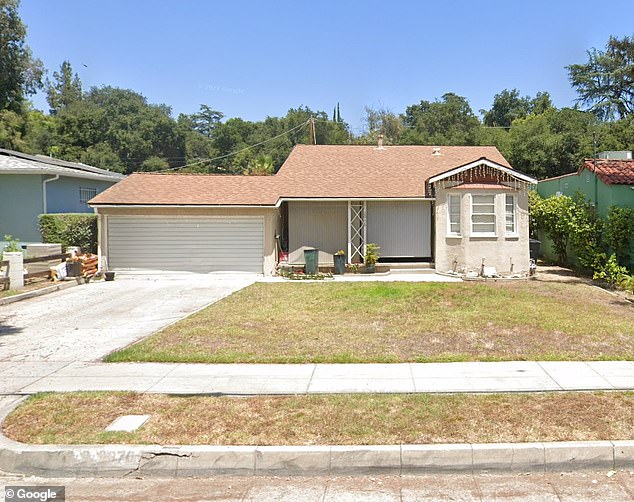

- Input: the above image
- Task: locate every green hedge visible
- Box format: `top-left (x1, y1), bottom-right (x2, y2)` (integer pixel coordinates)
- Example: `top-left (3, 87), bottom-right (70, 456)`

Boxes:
top-left (38, 214), bottom-right (97, 254)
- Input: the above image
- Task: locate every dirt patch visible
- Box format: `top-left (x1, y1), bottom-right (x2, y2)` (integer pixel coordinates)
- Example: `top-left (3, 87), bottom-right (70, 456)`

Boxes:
top-left (0, 277), bottom-right (60, 299)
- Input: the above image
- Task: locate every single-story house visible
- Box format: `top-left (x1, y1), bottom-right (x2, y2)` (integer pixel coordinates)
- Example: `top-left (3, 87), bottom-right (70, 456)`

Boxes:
top-left (89, 143), bottom-right (536, 275)
top-left (0, 149), bottom-right (125, 242)
top-left (537, 151), bottom-right (634, 268)
top-left (537, 151), bottom-right (634, 216)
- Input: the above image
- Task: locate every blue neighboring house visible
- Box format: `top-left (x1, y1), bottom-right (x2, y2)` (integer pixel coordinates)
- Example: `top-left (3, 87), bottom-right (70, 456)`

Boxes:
top-left (0, 149), bottom-right (125, 243)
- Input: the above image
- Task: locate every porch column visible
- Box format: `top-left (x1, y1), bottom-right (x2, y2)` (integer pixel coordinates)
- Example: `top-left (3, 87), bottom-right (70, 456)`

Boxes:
top-left (362, 200), bottom-right (367, 258)
top-left (347, 201), bottom-right (352, 264)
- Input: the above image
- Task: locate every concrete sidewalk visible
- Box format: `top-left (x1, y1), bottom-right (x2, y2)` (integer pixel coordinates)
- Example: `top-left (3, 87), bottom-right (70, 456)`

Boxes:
top-left (1, 360), bottom-right (633, 395)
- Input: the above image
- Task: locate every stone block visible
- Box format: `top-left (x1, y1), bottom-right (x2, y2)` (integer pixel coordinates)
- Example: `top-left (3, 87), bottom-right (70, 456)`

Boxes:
top-left (544, 441), bottom-right (614, 471)
top-left (177, 446), bottom-right (256, 477)
top-left (330, 445), bottom-right (401, 474)
top-left (472, 442), bottom-right (545, 472)
top-left (401, 444), bottom-right (472, 473)
top-left (255, 446), bottom-right (330, 475)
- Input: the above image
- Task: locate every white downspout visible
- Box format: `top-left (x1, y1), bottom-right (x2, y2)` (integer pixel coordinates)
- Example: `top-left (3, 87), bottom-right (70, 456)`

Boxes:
top-left (42, 175), bottom-right (60, 214)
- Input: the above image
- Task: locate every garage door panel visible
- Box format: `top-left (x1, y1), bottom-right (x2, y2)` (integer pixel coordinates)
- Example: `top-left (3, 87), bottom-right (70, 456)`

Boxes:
top-left (107, 216), bottom-right (264, 273)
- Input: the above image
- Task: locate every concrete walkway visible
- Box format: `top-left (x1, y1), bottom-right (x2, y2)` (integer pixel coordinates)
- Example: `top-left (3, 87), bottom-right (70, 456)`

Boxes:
top-left (1, 360), bottom-right (633, 395)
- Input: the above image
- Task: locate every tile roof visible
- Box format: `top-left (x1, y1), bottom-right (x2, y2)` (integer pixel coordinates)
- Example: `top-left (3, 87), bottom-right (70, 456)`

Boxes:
top-left (90, 144), bottom-right (516, 206)
top-left (581, 159), bottom-right (634, 185)
top-left (0, 148), bottom-right (125, 182)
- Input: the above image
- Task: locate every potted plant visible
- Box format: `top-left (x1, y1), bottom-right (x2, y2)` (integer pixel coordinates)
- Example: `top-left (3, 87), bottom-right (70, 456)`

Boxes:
top-left (333, 249), bottom-right (346, 275)
top-left (364, 243), bottom-right (380, 273)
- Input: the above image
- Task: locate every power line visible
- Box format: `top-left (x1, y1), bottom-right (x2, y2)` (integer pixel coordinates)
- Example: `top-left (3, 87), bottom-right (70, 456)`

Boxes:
top-left (158, 120), bottom-right (310, 172)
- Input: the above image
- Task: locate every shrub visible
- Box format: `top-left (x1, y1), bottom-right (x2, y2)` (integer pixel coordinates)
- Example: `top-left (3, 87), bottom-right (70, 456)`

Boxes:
top-left (618, 274), bottom-right (634, 294)
top-left (364, 243), bottom-right (380, 265)
top-left (605, 206), bottom-right (634, 268)
top-left (530, 193), bottom-right (575, 265)
top-left (2, 235), bottom-right (20, 254)
top-left (568, 193), bottom-right (604, 272)
top-left (38, 214), bottom-right (97, 253)
top-left (593, 253), bottom-right (629, 286)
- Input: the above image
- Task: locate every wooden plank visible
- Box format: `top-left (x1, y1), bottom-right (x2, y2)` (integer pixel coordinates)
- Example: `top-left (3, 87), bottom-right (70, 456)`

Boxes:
top-left (23, 253), bottom-right (70, 264)
top-left (24, 270), bottom-right (52, 279)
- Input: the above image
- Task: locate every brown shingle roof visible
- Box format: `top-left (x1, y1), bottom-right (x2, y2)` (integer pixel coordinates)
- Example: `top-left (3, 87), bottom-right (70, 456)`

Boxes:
top-left (90, 145), bottom-right (514, 205)
top-left (89, 172), bottom-right (280, 205)
top-left (276, 145), bottom-right (511, 199)
top-left (581, 159), bottom-right (634, 185)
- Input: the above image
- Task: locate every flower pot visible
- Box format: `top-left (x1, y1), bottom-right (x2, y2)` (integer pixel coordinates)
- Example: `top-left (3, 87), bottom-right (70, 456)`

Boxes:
top-left (104, 271), bottom-right (116, 281)
top-left (333, 254), bottom-right (346, 275)
top-left (365, 263), bottom-right (376, 274)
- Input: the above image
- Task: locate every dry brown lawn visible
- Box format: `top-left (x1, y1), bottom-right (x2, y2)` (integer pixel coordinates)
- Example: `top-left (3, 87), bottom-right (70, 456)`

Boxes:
top-left (106, 277), bottom-right (634, 364)
top-left (5, 392), bottom-right (634, 445)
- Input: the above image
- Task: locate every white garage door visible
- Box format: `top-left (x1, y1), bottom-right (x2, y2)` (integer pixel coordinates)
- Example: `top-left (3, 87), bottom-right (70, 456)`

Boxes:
top-left (107, 216), bottom-right (264, 273)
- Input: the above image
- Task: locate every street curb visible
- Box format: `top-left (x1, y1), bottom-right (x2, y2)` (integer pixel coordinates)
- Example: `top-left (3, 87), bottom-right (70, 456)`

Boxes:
top-left (0, 397), bottom-right (632, 477)
top-left (0, 280), bottom-right (79, 306)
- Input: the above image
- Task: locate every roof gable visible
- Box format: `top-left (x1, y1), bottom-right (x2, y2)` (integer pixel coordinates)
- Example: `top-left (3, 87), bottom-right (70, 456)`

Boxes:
top-left (428, 157), bottom-right (537, 184)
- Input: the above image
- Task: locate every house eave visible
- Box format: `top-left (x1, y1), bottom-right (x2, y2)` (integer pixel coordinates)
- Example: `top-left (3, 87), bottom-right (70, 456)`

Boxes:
top-left (428, 158), bottom-right (537, 184)
top-left (88, 203), bottom-right (278, 209)
top-left (1, 169), bottom-right (124, 182)
top-left (274, 196), bottom-right (434, 208)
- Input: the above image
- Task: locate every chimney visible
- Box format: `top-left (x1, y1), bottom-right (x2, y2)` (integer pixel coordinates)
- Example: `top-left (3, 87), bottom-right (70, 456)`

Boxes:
top-left (432, 146), bottom-right (441, 156)
top-left (377, 134), bottom-right (384, 149)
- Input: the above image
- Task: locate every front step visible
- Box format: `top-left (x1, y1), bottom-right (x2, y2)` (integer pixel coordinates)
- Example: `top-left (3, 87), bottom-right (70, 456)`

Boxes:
top-left (381, 262), bottom-right (436, 274)
top-left (389, 268), bottom-right (437, 275)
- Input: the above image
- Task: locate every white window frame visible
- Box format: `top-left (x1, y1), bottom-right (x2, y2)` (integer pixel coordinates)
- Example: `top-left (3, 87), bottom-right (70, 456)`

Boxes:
top-left (470, 193), bottom-right (497, 237)
top-left (446, 194), bottom-right (461, 237)
top-left (80, 187), bottom-right (97, 204)
top-left (505, 193), bottom-right (517, 236)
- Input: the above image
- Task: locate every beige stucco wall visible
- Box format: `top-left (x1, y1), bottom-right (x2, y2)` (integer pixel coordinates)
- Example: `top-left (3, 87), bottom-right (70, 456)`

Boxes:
top-left (95, 206), bottom-right (280, 275)
top-left (434, 186), bottom-right (531, 275)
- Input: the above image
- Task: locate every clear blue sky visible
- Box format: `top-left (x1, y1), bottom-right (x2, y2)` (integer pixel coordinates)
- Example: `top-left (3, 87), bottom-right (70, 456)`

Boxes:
top-left (20, 0), bottom-right (634, 132)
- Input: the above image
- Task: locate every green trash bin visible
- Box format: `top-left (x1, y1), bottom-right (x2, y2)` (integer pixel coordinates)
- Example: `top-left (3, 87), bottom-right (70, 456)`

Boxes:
top-left (304, 248), bottom-right (319, 274)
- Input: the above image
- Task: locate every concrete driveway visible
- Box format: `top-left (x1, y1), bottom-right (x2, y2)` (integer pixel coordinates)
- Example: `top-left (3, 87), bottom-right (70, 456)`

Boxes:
top-left (0, 273), bottom-right (256, 364)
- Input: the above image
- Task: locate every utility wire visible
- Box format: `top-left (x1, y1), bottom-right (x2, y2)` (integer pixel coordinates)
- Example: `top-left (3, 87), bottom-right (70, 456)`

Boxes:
top-left (159, 120), bottom-right (310, 172)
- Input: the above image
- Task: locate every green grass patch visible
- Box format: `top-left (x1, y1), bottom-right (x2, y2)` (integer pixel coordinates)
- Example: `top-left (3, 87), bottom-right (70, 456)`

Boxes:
top-left (106, 280), bottom-right (634, 364)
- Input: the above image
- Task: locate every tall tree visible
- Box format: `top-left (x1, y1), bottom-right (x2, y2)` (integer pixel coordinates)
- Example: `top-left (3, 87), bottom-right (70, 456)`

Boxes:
top-left (482, 89), bottom-right (531, 127)
top-left (567, 34), bottom-right (634, 120)
top-left (362, 105), bottom-right (403, 143)
top-left (0, 0), bottom-right (44, 112)
top-left (46, 61), bottom-right (83, 115)
top-left (403, 93), bottom-right (480, 145)
top-left (55, 86), bottom-right (184, 173)
top-left (190, 105), bottom-right (224, 138)
top-left (507, 107), bottom-right (596, 179)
